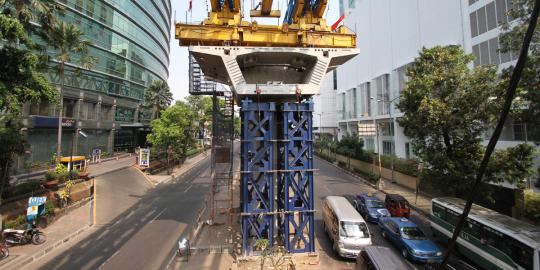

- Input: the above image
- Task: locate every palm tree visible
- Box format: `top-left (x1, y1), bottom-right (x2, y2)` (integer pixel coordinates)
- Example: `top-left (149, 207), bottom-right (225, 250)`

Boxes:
top-left (39, 21), bottom-right (97, 163)
top-left (144, 80), bottom-right (173, 120)
top-left (0, 0), bottom-right (62, 30)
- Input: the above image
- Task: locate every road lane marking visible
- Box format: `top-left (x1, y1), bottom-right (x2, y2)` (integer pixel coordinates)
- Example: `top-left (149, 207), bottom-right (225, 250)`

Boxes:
top-left (150, 208), bottom-right (167, 223)
top-left (184, 184), bottom-right (193, 193)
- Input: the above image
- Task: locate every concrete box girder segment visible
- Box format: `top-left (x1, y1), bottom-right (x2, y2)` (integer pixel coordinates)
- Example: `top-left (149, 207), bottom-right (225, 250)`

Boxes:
top-left (189, 46), bottom-right (358, 101)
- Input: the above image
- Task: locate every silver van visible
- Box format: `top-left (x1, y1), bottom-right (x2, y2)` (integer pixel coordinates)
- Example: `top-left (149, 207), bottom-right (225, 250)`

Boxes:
top-left (323, 196), bottom-right (372, 258)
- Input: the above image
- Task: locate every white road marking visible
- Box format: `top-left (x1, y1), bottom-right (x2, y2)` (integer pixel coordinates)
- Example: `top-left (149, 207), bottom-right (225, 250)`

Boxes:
top-left (150, 208), bottom-right (167, 223)
top-left (184, 184), bottom-right (193, 193)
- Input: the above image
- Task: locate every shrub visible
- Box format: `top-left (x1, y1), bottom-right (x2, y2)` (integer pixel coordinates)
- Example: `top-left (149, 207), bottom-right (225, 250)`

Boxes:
top-left (2, 182), bottom-right (43, 199)
top-left (68, 170), bottom-right (79, 180)
top-left (43, 201), bottom-right (56, 216)
top-left (185, 148), bottom-right (202, 157)
top-left (524, 190), bottom-right (540, 223)
top-left (337, 161), bottom-right (347, 168)
top-left (45, 170), bottom-right (56, 181)
top-left (5, 215), bottom-right (27, 229)
top-left (353, 168), bottom-right (378, 184)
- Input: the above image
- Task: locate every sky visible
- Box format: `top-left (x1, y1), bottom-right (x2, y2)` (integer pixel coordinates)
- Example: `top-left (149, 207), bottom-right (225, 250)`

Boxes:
top-left (167, 0), bottom-right (341, 102)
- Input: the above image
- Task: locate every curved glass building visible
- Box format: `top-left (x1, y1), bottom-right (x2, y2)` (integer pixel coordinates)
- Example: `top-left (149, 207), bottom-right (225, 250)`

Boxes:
top-left (23, 0), bottom-right (171, 163)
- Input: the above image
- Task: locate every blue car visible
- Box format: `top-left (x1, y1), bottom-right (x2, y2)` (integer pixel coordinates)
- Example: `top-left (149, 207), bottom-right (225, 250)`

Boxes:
top-left (353, 193), bottom-right (390, 222)
top-left (378, 217), bottom-right (443, 263)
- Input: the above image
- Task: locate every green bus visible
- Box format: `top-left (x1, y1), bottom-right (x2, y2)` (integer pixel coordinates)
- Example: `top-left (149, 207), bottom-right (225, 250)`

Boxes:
top-left (430, 197), bottom-right (540, 270)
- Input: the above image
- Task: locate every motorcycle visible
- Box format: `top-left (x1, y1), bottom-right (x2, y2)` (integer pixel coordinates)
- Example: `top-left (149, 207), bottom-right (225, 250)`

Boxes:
top-left (2, 222), bottom-right (46, 246)
top-left (0, 242), bottom-right (8, 259)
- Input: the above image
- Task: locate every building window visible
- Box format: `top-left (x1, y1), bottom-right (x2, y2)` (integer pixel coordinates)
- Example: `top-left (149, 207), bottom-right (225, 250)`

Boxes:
top-left (81, 102), bottom-right (96, 120)
top-left (115, 107), bottom-right (134, 122)
top-left (63, 99), bottom-right (76, 118)
top-left (382, 140), bottom-right (395, 155)
top-left (470, 12), bottom-right (479, 37)
top-left (380, 122), bottom-right (394, 136)
top-left (333, 70), bottom-right (338, 90)
top-left (101, 105), bottom-right (112, 121)
top-left (376, 74), bottom-right (390, 115)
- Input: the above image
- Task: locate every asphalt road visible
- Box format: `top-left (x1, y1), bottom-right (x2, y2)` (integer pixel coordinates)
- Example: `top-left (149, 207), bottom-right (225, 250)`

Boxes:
top-left (21, 157), bottom-right (211, 270)
top-left (313, 157), bottom-right (472, 270)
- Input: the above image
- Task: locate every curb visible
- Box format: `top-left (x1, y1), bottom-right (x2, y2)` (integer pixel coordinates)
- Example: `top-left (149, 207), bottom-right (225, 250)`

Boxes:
top-left (140, 151), bottom-right (210, 187)
top-left (314, 155), bottom-right (432, 218)
top-left (91, 164), bottom-right (134, 179)
top-left (3, 209), bottom-right (93, 270)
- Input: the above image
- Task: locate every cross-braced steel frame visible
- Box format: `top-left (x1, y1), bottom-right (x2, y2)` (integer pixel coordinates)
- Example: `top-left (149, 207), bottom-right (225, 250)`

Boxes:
top-left (279, 102), bottom-right (315, 253)
top-left (240, 99), bottom-right (314, 254)
top-left (241, 99), bottom-right (276, 254)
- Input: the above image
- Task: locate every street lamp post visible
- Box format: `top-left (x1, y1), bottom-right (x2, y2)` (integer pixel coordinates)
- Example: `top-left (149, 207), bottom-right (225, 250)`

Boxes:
top-left (370, 96), bottom-right (400, 189)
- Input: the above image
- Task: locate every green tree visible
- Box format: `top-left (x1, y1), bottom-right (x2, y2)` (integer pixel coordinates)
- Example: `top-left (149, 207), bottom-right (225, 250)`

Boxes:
top-left (336, 134), bottom-right (364, 159)
top-left (39, 21), bottom-right (97, 163)
top-left (0, 14), bottom-right (58, 201)
top-left (144, 80), bottom-right (173, 120)
top-left (397, 46), bottom-right (535, 196)
top-left (1, 0), bottom-right (62, 32)
top-left (499, 0), bottom-right (540, 140)
top-left (146, 103), bottom-right (196, 159)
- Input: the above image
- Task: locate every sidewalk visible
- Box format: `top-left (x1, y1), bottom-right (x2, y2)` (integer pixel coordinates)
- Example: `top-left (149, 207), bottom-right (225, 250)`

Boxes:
top-left (144, 150), bottom-right (210, 185)
top-left (0, 201), bottom-right (92, 270)
top-left (316, 156), bottom-right (433, 216)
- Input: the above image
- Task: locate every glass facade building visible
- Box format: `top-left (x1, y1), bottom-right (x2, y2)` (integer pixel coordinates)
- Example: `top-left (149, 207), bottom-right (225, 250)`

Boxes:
top-left (21, 0), bottom-right (171, 164)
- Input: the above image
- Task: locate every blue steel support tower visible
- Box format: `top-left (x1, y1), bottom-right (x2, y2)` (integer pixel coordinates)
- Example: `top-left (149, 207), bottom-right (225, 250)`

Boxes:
top-left (241, 99), bottom-right (314, 254)
top-left (241, 99), bottom-right (276, 254)
top-left (279, 102), bottom-right (315, 253)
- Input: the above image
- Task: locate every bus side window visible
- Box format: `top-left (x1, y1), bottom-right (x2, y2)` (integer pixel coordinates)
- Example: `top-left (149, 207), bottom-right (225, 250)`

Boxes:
top-left (446, 210), bottom-right (460, 226)
top-left (464, 219), bottom-right (482, 238)
top-left (432, 203), bottom-right (446, 220)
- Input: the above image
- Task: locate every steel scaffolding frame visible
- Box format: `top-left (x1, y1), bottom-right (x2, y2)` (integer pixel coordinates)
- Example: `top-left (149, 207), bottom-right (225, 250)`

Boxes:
top-left (241, 99), bottom-right (276, 254)
top-left (279, 102), bottom-right (314, 253)
top-left (240, 99), bottom-right (314, 254)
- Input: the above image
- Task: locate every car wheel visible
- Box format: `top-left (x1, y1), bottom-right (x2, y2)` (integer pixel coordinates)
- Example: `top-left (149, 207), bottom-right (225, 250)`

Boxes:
top-left (401, 248), bottom-right (409, 259)
top-left (381, 230), bottom-right (387, 239)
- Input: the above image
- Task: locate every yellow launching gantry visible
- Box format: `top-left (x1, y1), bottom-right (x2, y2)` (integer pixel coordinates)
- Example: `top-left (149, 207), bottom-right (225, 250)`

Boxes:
top-left (175, 0), bottom-right (356, 48)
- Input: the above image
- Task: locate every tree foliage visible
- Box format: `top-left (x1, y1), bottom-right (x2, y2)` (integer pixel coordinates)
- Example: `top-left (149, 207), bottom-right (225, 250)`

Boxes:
top-left (499, 0), bottom-right (540, 141)
top-left (0, 12), bottom-right (58, 201)
top-left (397, 46), bottom-right (536, 196)
top-left (144, 80), bottom-right (173, 120)
top-left (146, 103), bottom-right (197, 159)
top-left (336, 134), bottom-right (364, 159)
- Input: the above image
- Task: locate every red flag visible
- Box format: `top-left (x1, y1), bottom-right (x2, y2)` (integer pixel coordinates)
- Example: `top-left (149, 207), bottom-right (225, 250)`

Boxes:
top-left (331, 14), bottom-right (345, 31)
top-left (188, 0), bottom-right (192, 12)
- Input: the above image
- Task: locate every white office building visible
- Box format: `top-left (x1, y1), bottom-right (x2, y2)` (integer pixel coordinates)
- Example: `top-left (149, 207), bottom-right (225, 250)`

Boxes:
top-left (321, 0), bottom-right (538, 163)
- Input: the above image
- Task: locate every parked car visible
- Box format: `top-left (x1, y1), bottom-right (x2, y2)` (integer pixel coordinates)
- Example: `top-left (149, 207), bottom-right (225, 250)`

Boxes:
top-left (424, 256), bottom-right (478, 270)
top-left (385, 194), bottom-right (411, 218)
top-left (378, 217), bottom-right (443, 263)
top-left (353, 193), bottom-right (390, 223)
top-left (355, 246), bottom-right (413, 270)
top-left (323, 196), bottom-right (372, 258)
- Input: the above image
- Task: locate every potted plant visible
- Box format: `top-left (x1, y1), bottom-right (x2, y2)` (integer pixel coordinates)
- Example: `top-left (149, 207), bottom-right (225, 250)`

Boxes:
top-left (43, 164), bottom-right (68, 190)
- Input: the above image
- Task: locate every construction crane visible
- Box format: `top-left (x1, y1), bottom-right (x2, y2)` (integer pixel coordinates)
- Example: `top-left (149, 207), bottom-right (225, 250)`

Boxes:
top-left (175, 0), bottom-right (358, 255)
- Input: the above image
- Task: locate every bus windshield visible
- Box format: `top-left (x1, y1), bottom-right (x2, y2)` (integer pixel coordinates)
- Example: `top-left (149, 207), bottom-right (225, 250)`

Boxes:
top-left (340, 221), bottom-right (369, 238)
top-left (401, 227), bottom-right (426, 240)
top-left (367, 200), bottom-right (385, 208)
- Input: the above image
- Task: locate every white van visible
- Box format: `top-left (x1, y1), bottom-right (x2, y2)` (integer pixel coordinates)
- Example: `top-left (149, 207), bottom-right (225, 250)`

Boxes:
top-left (323, 196), bottom-right (372, 258)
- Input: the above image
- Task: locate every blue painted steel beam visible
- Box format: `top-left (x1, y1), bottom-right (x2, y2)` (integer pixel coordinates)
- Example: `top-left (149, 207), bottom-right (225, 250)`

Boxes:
top-left (241, 99), bottom-right (276, 254)
top-left (280, 102), bottom-right (314, 253)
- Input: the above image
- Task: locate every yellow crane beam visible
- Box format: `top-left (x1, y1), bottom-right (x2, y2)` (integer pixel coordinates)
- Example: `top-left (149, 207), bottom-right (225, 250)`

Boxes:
top-left (180, 0), bottom-right (356, 48)
top-left (175, 23), bottom-right (356, 48)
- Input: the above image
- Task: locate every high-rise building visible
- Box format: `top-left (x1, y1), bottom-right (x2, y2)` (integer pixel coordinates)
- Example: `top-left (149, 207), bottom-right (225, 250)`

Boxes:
top-left (332, 0), bottom-right (468, 158)
top-left (325, 0), bottom-right (538, 163)
top-left (20, 0), bottom-right (171, 164)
